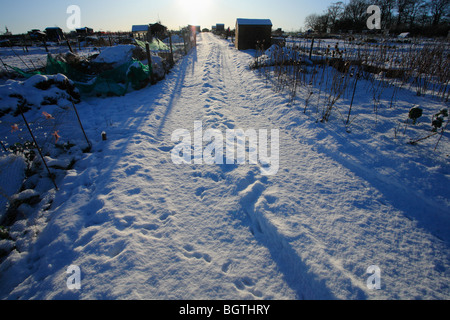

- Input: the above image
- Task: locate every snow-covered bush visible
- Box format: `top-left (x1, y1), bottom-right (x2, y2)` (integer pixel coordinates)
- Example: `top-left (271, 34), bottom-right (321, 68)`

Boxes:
top-left (409, 106), bottom-right (423, 125)
top-left (432, 109), bottom-right (448, 132)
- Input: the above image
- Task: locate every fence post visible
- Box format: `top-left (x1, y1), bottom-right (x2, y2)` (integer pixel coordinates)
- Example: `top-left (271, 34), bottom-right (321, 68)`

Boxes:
top-left (42, 39), bottom-right (49, 53)
top-left (183, 31), bottom-right (188, 54)
top-left (145, 42), bottom-right (155, 84)
top-left (65, 37), bottom-right (74, 53)
top-left (309, 37), bottom-right (315, 60)
top-left (169, 32), bottom-right (174, 65)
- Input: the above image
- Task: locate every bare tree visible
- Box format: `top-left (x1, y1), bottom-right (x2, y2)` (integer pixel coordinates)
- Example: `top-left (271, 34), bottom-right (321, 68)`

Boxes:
top-left (416, 1), bottom-right (432, 27)
top-left (430, 0), bottom-right (449, 26)
top-left (406, 0), bottom-right (426, 28)
top-left (376, 0), bottom-right (396, 29)
top-left (305, 14), bottom-right (321, 31)
top-left (343, 0), bottom-right (370, 27)
top-left (396, 0), bottom-right (411, 26)
top-left (327, 1), bottom-right (345, 30)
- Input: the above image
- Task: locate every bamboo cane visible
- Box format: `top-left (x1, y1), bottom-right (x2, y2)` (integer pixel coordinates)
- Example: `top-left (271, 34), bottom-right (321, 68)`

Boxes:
top-left (70, 98), bottom-right (91, 151)
top-left (18, 100), bottom-right (58, 190)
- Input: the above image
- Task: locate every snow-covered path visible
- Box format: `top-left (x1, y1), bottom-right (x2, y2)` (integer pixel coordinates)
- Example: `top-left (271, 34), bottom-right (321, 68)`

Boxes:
top-left (1, 33), bottom-right (449, 300)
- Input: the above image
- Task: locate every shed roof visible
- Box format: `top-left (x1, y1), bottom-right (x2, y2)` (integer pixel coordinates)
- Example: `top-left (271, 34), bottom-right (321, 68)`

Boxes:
top-left (236, 19), bottom-right (272, 26)
top-left (132, 25), bottom-right (149, 32)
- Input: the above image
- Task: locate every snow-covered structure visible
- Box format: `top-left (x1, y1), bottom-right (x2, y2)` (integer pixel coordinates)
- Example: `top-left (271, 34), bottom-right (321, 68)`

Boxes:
top-left (132, 25), bottom-right (150, 41)
top-left (235, 18), bottom-right (272, 50)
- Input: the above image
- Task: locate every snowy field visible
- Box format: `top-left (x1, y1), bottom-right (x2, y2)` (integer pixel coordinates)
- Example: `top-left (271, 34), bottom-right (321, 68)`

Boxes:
top-left (0, 33), bottom-right (449, 300)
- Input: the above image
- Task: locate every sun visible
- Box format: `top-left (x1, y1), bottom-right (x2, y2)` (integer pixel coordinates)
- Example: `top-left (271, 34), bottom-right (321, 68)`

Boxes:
top-left (178, 0), bottom-right (211, 26)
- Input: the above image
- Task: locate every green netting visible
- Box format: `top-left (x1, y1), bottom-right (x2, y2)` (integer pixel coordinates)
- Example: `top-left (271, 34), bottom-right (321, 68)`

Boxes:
top-left (135, 38), bottom-right (170, 51)
top-left (46, 55), bottom-right (93, 83)
top-left (9, 66), bottom-right (42, 78)
top-left (8, 53), bottom-right (152, 97)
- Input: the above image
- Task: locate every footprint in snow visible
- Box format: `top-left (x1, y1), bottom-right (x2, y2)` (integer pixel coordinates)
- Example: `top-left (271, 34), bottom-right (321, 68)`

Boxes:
top-left (107, 240), bottom-right (126, 259)
top-left (195, 187), bottom-right (207, 198)
top-left (158, 145), bottom-right (173, 152)
top-left (233, 277), bottom-right (263, 298)
top-left (124, 165), bottom-right (142, 176)
top-left (182, 244), bottom-right (212, 263)
top-left (126, 188), bottom-right (141, 196)
top-left (221, 260), bottom-right (233, 273)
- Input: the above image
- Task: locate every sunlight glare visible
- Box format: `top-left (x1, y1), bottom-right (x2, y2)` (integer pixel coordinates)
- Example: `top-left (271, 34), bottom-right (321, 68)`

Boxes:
top-left (178, 0), bottom-right (211, 26)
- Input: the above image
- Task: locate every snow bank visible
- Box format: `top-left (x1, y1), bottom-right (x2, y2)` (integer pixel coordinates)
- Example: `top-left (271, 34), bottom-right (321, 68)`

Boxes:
top-left (257, 44), bottom-right (309, 66)
top-left (0, 74), bottom-right (80, 116)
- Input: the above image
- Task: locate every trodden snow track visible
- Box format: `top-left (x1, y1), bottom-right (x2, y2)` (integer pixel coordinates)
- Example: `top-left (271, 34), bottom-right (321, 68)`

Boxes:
top-left (0, 33), bottom-right (449, 300)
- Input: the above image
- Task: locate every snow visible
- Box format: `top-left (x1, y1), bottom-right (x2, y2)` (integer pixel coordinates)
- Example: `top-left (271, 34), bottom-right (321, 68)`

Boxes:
top-left (163, 35), bottom-right (184, 44)
top-left (0, 33), bottom-right (449, 300)
top-left (0, 73), bottom-right (78, 113)
top-left (93, 45), bottom-right (137, 65)
top-left (0, 155), bottom-right (27, 211)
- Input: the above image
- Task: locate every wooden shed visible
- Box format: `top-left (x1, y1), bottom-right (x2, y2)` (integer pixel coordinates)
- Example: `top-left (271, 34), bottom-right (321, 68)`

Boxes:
top-left (45, 27), bottom-right (64, 42)
top-left (150, 23), bottom-right (168, 39)
top-left (235, 18), bottom-right (272, 50)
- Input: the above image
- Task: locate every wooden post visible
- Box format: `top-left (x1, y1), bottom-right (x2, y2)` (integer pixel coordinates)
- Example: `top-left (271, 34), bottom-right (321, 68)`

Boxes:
top-left (65, 37), bottom-right (74, 53)
top-left (309, 37), bottom-right (315, 60)
top-left (29, 59), bottom-right (38, 71)
top-left (183, 31), bottom-right (187, 54)
top-left (22, 36), bottom-right (29, 53)
top-left (145, 42), bottom-right (155, 84)
top-left (169, 32), bottom-right (174, 65)
top-left (42, 39), bottom-right (49, 53)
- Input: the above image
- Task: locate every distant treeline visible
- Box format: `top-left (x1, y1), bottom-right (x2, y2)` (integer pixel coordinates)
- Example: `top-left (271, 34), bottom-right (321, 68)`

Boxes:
top-left (304, 0), bottom-right (449, 37)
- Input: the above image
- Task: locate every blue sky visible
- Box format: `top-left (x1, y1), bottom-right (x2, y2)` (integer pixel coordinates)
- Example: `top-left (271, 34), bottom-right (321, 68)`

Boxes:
top-left (0, 0), bottom-right (336, 34)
